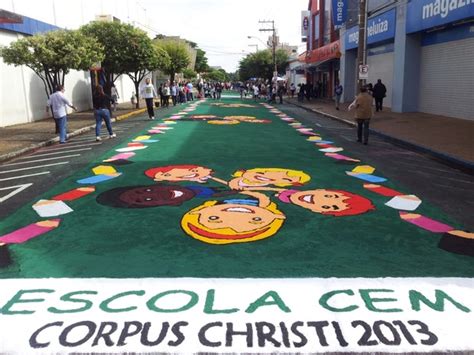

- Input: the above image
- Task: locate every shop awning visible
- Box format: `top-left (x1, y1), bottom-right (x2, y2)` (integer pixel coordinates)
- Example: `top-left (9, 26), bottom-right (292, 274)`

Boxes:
top-left (305, 40), bottom-right (341, 64)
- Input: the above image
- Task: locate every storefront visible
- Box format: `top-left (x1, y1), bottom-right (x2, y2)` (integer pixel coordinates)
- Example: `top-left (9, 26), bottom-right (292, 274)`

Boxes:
top-left (305, 39), bottom-right (341, 98)
top-left (406, 0), bottom-right (474, 120)
top-left (343, 8), bottom-right (396, 107)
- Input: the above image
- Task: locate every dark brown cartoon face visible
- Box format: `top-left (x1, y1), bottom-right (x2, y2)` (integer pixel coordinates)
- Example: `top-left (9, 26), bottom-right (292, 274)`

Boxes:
top-left (97, 185), bottom-right (195, 208)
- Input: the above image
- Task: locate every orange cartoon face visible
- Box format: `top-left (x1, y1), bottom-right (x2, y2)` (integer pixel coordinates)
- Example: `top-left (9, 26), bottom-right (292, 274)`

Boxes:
top-left (145, 165), bottom-right (213, 183)
top-left (282, 189), bottom-right (375, 217)
top-left (181, 200), bottom-right (286, 244)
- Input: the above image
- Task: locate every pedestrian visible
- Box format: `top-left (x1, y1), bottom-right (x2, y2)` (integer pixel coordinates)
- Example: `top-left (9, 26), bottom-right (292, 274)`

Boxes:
top-left (186, 81), bottom-right (194, 101)
top-left (290, 83), bottom-right (296, 98)
top-left (110, 84), bottom-right (119, 111)
top-left (46, 85), bottom-right (77, 144)
top-left (140, 78), bottom-right (157, 120)
top-left (334, 81), bottom-right (343, 110)
top-left (162, 82), bottom-right (170, 108)
top-left (93, 85), bottom-right (116, 141)
top-left (277, 84), bottom-right (284, 104)
top-left (158, 83), bottom-right (164, 107)
top-left (372, 79), bottom-right (387, 112)
top-left (252, 84), bottom-right (259, 102)
top-left (349, 85), bottom-right (373, 145)
top-left (170, 81), bottom-right (178, 106)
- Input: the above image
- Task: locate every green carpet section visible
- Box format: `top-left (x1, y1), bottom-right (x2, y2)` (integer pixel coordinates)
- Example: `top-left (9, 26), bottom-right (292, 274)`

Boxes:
top-left (0, 98), bottom-right (473, 278)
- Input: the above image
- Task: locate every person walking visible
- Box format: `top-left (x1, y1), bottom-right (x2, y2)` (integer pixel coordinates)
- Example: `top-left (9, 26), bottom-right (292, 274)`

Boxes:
top-left (372, 79), bottom-right (387, 112)
top-left (350, 85), bottom-right (373, 145)
top-left (334, 81), bottom-right (343, 110)
top-left (170, 81), bottom-right (178, 106)
top-left (93, 85), bottom-right (116, 141)
top-left (290, 83), bottom-right (296, 98)
top-left (162, 82), bottom-right (170, 108)
top-left (141, 78), bottom-right (157, 120)
top-left (110, 84), bottom-right (119, 111)
top-left (46, 85), bottom-right (77, 144)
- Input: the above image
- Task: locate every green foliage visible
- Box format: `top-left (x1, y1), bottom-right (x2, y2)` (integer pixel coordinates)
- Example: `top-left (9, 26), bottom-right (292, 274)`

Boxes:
top-left (182, 68), bottom-right (197, 80)
top-left (195, 48), bottom-right (209, 73)
top-left (202, 69), bottom-right (226, 82)
top-left (238, 48), bottom-right (289, 81)
top-left (0, 29), bottom-right (103, 95)
top-left (154, 39), bottom-right (190, 82)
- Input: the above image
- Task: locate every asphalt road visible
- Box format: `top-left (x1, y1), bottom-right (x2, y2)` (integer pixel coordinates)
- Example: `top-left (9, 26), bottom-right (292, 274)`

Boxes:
top-left (281, 104), bottom-right (474, 231)
top-left (1, 103), bottom-right (473, 231)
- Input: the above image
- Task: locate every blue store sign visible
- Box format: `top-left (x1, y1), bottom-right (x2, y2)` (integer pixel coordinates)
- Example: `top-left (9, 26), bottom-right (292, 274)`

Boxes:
top-left (406, 0), bottom-right (474, 34)
top-left (332, 0), bottom-right (348, 28)
top-left (345, 8), bottom-right (396, 50)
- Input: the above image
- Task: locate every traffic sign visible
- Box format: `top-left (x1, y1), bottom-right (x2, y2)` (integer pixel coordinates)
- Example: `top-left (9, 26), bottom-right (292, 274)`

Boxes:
top-left (359, 64), bottom-right (369, 79)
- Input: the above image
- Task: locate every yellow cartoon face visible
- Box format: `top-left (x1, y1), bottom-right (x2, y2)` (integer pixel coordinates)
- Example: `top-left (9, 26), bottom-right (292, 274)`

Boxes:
top-left (233, 168), bottom-right (311, 188)
top-left (289, 189), bottom-right (350, 213)
top-left (148, 166), bottom-right (212, 183)
top-left (241, 170), bottom-right (301, 186)
top-left (181, 201), bottom-right (285, 244)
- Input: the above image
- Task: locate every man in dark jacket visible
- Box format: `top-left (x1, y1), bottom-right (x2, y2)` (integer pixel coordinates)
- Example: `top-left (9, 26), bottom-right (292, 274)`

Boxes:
top-left (372, 79), bottom-right (387, 112)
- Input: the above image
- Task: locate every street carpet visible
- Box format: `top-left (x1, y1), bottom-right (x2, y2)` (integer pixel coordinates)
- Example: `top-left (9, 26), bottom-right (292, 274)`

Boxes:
top-left (0, 95), bottom-right (473, 354)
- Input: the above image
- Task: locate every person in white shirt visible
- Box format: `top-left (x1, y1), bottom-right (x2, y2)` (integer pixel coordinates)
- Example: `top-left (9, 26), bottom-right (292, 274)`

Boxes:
top-left (46, 85), bottom-right (77, 144)
top-left (140, 78), bottom-right (157, 120)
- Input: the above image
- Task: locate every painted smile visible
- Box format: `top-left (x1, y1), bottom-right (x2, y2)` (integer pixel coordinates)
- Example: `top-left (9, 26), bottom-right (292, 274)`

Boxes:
top-left (183, 173), bottom-right (198, 178)
top-left (254, 175), bottom-right (272, 182)
top-left (222, 207), bottom-right (255, 213)
top-left (188, 223), bottom-right (270, 240)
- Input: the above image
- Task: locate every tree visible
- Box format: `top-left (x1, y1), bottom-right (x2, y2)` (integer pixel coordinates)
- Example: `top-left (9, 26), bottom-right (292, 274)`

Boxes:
top-left (238, 48), bottom-right (289, 81)
top-left (182, 68), bottom-right (197, 80)
top-left (80, 21), bottom-right (136, 94)
top-left (195, 48), bottom-right (209, 73)
top-left (154, 39), bottom-right (190, 82)
top-left (1, 29), bottom-right (103, 132)
top-left (1, 29), bottom-right (103, 98)
top-left (202, 69), bottom-right (226, 82)
top-left (121, 28), bottom-right (170, 108)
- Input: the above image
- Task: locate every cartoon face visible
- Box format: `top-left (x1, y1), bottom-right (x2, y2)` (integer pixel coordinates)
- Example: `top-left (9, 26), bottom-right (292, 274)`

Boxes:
top-left (145, 165), bottom-right (213, 183)
top-left (286, 189), bottom-right (375, 216)
top-left (241, 170), bottom-right (302, 186)
top-left (181, 201), bottom-right (285, 244)
top-left (97, 185), bottom-right (195, 208)
top-left (289, 189), bottom-right (349, 213)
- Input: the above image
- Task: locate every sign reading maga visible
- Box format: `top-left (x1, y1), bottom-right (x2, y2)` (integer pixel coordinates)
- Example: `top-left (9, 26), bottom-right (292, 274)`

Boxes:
top-left (0, 278), bottom-right (472, 353)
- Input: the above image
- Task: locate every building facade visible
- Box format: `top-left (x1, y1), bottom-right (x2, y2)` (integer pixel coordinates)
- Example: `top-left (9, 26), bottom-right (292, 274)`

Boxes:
top-left (340, 0), bottom-right (474, 119)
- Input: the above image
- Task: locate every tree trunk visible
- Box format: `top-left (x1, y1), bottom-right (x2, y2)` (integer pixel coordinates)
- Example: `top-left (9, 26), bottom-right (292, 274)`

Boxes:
top-left (134, 81), bottom-right (140, 109)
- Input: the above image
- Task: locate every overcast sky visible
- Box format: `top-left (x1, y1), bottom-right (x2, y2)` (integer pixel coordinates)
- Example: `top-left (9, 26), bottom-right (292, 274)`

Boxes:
top-left (139, 0), bottom-right (309, 72)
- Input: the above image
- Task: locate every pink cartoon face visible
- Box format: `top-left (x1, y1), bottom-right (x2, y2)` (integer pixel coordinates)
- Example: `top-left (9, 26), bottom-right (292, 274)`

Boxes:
top-left (145, 165), bottom-right (213, 183)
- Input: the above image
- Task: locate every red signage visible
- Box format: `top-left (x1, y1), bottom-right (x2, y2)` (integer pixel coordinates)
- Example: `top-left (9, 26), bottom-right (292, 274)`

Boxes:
top-left (306, 40), bottom-right (341, 64)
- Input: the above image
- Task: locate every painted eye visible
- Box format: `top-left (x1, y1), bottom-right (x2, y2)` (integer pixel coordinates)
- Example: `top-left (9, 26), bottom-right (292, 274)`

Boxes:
top-left (209, 216), bottom-right (220, 220)
top-left (322, 205), bottom-right (331, 209)
top-left (324, 194), bottom-right (334, 198)
top-left (164, 173), bottom-right (171, 177)
top-left (252, 217), bottom-right (262, 221)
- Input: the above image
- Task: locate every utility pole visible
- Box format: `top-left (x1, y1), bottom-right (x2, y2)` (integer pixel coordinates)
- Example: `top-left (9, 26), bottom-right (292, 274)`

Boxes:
top-left (258, 20), bottom-right (277, 79)
top-left (356, 0), bottom-right (368, 92)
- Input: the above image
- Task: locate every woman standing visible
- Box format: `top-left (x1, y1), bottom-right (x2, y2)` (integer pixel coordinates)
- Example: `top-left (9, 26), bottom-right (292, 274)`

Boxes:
top-left (93, 85), bottom-right (116, 141)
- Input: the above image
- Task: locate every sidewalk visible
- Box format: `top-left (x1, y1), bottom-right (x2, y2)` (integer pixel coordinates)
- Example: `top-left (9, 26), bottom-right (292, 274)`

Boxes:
top-left (0, 102), bottom-right (146, 163)
top-left (285, 97), bottom-right (474, 173)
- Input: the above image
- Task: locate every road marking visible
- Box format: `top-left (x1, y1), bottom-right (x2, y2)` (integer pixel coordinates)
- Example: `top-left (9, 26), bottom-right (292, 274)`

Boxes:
top-left (0, 171), bottom-right (50, 182)
top-left (40, 142), bottom-right (102, 151)
top-left (0, 162), bottom-right (69, 175)
top-left (1, 154), bottom-right (81, 167)
top-left (0, 183), bottom-right (33, 203)
top-left (23, 147), bottom-right (92, 158)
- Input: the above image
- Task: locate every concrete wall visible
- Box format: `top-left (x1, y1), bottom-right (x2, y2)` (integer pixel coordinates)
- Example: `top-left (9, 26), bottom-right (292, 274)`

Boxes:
top-left (0, 0), bottom-right (153, 127)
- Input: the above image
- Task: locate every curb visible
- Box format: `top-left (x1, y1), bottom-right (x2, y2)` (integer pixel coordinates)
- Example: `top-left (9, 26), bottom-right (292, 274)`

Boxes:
top-left (0, 109), bottom-right (146, 163)
top-left (286, 100), bottom-right (474, 174)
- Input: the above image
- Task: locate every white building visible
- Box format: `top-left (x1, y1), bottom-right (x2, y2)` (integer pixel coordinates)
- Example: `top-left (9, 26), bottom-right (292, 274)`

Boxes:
top-left (0, 0), bottom-right (158, 127)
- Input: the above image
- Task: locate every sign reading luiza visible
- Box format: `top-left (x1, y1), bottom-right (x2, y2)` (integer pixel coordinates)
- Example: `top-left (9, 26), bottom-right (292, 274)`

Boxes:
top-left (422, 0), bottom-right (473, 19)
top-left (0, 278), bottom-right (473, 353)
